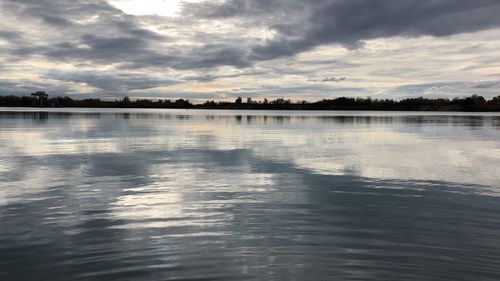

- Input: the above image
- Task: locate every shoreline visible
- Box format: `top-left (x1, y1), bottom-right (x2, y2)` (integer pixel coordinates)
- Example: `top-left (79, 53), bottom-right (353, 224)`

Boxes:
top-left (2, 107), bottom-right (500, 115)
top-left (1, 95), bottom-right (500, 112)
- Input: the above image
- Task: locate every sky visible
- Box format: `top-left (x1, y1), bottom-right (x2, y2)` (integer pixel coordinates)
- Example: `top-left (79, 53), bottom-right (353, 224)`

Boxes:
top-left (1, 0), bottom-right (500, 102)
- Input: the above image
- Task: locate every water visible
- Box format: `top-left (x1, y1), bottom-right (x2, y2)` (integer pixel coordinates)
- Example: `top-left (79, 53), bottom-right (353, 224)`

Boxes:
top-left (1, 108), bottom-right (500, 281)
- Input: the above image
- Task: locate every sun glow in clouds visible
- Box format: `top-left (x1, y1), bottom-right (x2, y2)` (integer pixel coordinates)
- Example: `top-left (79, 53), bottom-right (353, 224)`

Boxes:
top-left (109, 0), bottom-right (185, 17)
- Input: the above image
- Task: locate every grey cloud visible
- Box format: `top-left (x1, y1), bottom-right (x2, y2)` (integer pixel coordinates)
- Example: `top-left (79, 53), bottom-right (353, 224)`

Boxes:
top-left (44, 71), bottom-right (178, 92)
top-left (309, 77), bottom-right (347, 82)
top-left (181, 74), bottom-right (221, 83)
top-left (387, 80), bottom-right (500, 99)
top-left (2, 11), bottom-right (249, 70)
top-left (182, 0), bottom-right (288, 20)
top-left (3, 0), bottom-right (500, 71)
top-left (172, 44), bottom-right (250, 70)
top-left (44, 40), bottom-right (176, 70)
top-left (193, 0), bottom-right (500, 60)
top-left (3, 0), bottom-right (119, 19)
top-left (119, 44), bottom-right (251, 70)
top-left (80, 33), bottom-right (149, 54)
top-left (0, 79), bottom-right (73, 96)
top-left (0, 80), bottom-right (26, 95)
top-left (40, 15), bottom-right (73, 26)
top-left (1, 0), bottom-right (255, 72)
top-left (1, 0), bottom-right (500, 100)
top-left (6, 0), bottom-right (500, 71)
top-left (0, 30), bottom-right (21, 40)
top-left (298, 59), bottom-right (363, 68)
top-left (1, 0), bottom-right (175, 65)
top-left (472, 80), bottom-right (500, 89)
top-left (180, 70), bottom-right (268, 83)
top-left (219, 84), bottom-right (368, 99)
top-left (323, 77), bottom-right (346, 82)
top-left (126, 91), bottom-right (228, 100)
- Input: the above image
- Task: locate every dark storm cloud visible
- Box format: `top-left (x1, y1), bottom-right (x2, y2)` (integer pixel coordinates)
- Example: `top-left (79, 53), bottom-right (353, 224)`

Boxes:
top-left (192, 0), bottom-right (500, 60)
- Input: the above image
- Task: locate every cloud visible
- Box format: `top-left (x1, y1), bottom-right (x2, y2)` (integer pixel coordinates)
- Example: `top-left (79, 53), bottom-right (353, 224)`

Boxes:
top-left (309, 77), bottom-right (347, 82)
top-left (40, 15), bottom-right (73, 27)
top-left (0, 30), bottom-right (21, 40)
top-left (0, 0), bottom-right (250, 70)
top-left (4, 0), bottom-right (500, 68)
top-left (323, 77), bottom-right (346, 82)
top-left (193, 0), bottom-right (500, 60)
top-left (472, 80), bottom-right (500, 89)
top-left (44, 71), bottom-right (178, 92)
top-left (1, 0), bottom-right (500, 100)
top-left (386, 80), bottom-right (500, 99)
top-left (180, 69), bottom-right (267, 83)
top-left (0, 79), bottom-right (73, 96)
top-left (1, 0), bottom-right (172, 65)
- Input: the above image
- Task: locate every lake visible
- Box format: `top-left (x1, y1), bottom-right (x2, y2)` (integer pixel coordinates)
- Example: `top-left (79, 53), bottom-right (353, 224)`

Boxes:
top-left (1, 108), bottom-right (500, 281)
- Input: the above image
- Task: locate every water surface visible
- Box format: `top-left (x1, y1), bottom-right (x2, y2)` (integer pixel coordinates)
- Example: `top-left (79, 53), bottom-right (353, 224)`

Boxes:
top-left (1, 108), bottom-right (500, 281)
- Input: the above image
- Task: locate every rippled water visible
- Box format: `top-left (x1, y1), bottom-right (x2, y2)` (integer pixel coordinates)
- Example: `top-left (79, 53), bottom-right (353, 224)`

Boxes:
top-left (1, 108), bottom-right (500, 281)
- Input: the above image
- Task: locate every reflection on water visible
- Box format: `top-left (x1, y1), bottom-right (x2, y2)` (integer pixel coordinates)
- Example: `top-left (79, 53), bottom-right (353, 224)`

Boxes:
top-left (1, 108), bottom-right (500, 281)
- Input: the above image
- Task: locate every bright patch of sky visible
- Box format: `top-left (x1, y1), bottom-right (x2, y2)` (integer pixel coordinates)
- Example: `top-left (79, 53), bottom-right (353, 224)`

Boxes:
top-left (109, 0), bottom-right (199, 17)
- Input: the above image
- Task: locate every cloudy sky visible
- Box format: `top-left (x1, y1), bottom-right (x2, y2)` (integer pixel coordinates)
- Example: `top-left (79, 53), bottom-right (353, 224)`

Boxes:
top-left (1, 0), bottom-right (500, 101)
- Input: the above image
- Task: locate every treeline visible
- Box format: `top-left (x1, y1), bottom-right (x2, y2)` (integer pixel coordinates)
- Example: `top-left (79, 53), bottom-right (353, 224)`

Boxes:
top-left (0, 96), bottom-right (192, 109)
top-left (1, 94), bottom-right (500, 111)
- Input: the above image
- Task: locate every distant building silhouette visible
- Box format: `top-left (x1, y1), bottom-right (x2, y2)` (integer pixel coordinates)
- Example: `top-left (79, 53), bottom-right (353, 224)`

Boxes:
top-left (31, 91), bottom-right (48, 107)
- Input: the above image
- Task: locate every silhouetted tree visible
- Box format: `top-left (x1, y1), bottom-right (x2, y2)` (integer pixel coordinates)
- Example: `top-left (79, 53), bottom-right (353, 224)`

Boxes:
top-left (121, 96), bottom-right (131, 107)
top-left (1, 94), bottom-right (500, 111)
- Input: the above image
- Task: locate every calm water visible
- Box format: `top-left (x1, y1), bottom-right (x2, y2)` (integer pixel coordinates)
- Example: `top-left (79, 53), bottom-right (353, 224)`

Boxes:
top-left (1, 108), bottom-right (500, 281)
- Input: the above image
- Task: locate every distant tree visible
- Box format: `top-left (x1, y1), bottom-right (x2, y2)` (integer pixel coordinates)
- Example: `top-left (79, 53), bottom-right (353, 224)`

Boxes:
top-left (489, 95), bottom-right (500, 104)
top-left (174, 99), bottom-right (191, 108)
top-left (472, 94), bottom-right (486, 104)
top-left (2, 94), bottom-right (500, 111)
top-left (121, 96), bottom-right (131, 107)
top-left (273, 97), bottom-right (285, 105)
top-left (203, 100), bottom-right (217, 107)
